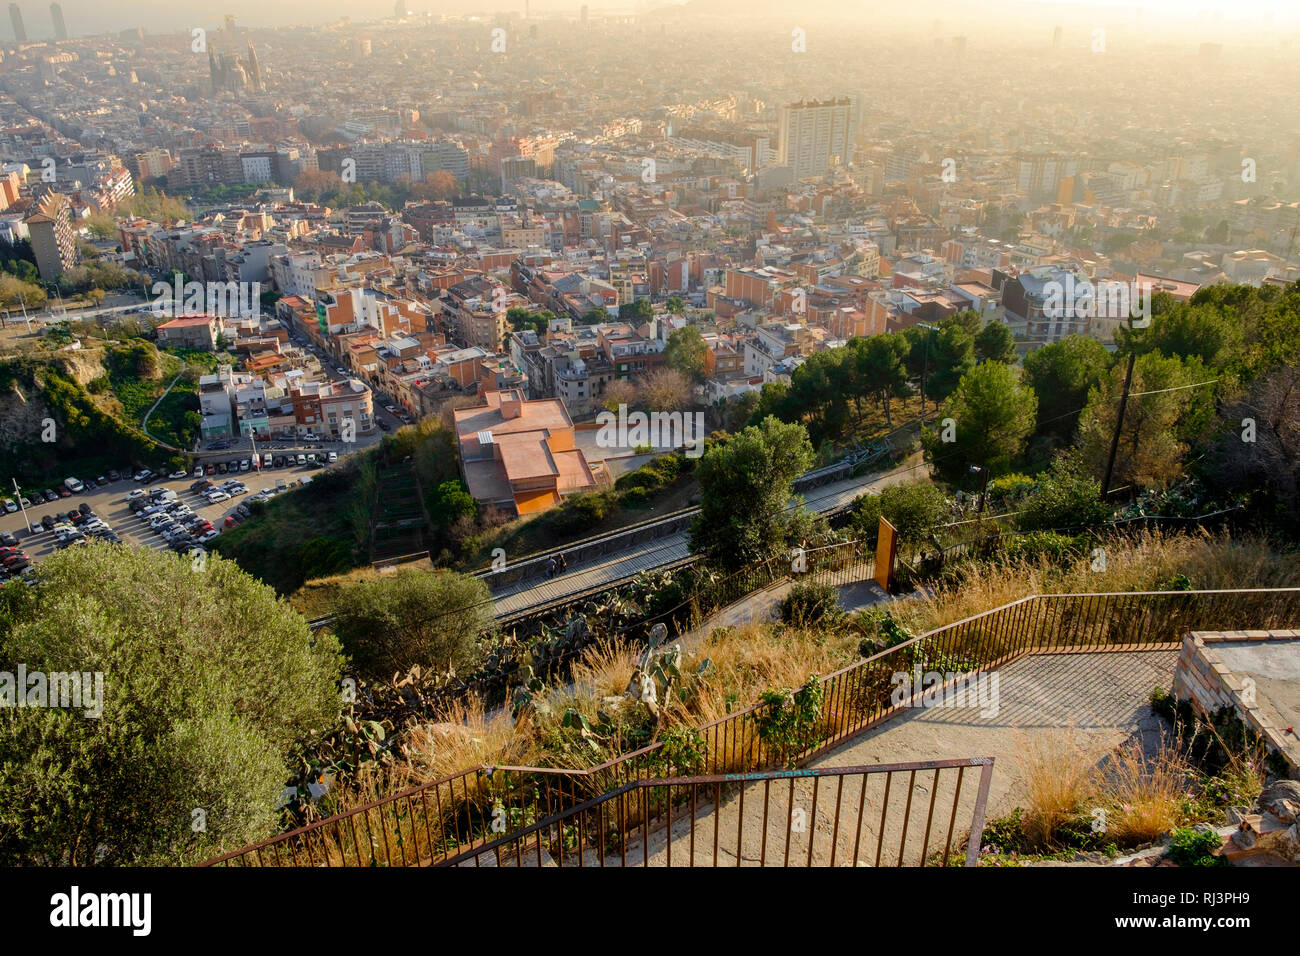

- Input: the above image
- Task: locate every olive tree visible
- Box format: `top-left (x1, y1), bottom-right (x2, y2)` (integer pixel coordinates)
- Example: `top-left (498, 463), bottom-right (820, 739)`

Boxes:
top-left (0, 545), bottom-right (344, 865)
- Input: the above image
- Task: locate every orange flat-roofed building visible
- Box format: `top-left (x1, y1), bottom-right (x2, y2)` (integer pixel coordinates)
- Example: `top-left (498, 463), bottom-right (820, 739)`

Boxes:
top-left (452, 388), bottom-right (597, 516)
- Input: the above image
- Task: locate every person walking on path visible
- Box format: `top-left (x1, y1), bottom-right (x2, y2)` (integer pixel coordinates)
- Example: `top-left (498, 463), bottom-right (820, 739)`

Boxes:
top-left (545, 557), bottom-right (556, 579)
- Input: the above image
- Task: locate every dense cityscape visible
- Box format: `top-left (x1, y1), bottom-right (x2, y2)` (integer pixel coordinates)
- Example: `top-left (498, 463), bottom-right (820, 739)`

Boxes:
top-left (0, 0), bottom-right (1297, 921)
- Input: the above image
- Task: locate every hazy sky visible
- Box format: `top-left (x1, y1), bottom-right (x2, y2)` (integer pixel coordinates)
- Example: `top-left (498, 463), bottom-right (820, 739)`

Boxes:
top-left (15, 0), bottom-right (1299, 38)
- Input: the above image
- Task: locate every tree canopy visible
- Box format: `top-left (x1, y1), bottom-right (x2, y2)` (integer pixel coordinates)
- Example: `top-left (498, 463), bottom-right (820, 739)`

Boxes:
top-left (0, 545), bottom-right (344, 865)
top-left (922, 361), bottom-right (1037, 483)
top-left (689, 416), bottom-right (815, 573)
top-left (329, 568), bottom-right (492, 677)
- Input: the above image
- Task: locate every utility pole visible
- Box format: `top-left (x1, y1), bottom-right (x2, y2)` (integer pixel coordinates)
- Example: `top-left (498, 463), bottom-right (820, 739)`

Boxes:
top-left (12, 478), bottom-right (31, 533)
top-left (1101, 349), bottom-right (1137, 500)
top-left (917, 322), bottom-right (939, 427)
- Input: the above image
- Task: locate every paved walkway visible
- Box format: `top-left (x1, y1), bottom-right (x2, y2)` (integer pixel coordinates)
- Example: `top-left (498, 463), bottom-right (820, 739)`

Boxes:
top-left (680, 574), bottom-right (888, 649)
top-left (601, 649), bottom-right (1176, 866)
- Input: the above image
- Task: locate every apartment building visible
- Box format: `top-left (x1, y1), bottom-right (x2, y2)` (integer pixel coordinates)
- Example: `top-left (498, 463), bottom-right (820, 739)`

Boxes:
top-left (452, 388), bottom-right (597, 517)
top-left (24, 190), bottom-right (78, 281)
top-left (156, 314), bottom-right (223, 351)
top-left (778, 99), bottom-right (853, 180)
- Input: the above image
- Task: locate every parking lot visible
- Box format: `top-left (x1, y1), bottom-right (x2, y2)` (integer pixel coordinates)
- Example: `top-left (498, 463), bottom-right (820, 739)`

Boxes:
top-left (0, 458), bottom-right (329, 574)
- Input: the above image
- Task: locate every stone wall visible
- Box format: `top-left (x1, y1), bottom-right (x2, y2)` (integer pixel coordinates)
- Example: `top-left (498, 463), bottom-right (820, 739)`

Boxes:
top-left (1172, 629), bottom-right (1299, 777)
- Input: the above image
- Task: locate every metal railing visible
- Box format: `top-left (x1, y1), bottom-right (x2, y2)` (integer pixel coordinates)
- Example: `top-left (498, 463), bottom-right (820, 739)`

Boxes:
top-left (439, 758), bottom-right (996, 868)
top-left (202, 586), bottom-right (1300, 867)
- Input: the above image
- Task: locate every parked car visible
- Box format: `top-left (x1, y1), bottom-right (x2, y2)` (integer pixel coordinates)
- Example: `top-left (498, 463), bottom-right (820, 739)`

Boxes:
top-left (377, 420), bottom-right (390, 432)
top-left (133, 469), bottom-right (153, 483)
top-left (263, 453), bottom-right (273, 468)
top-left (205, 491), bottom-right (230, 503)
top-left (198, 529), bottom-right (220, 544)
top-left (44, 490), bottom-right (60, 502)
top-left (106, 469), bottom-right (120, 481)
top-left (2, 499), bottom-right (16, 513)
top-left (126, 488), bottom-right (148, 501)
top-left (296, 454), bottom-right (307, 465)
top-left (63, 477), bottom-right (84, 494)
top-left (96, 474), bottom-right (109, 485)
top-left (18, 497), bottom-right (31, 508)
top-left (224, 514), bottom-right (243, 528)
top-left (0, 531), bottom-right (17, 547)
top-left (205, 464), bottom-right (217, 476)
top-left (78, 502), bottom-right (92, 515)
top-left (193, 465), bottom-right (204, 478)
top-left (40, 515), bottom-right (55, 531)
top-left (216, 462), bottom-right (228, 474)
top-left (272, 456), bottom-right (285, 468)
top-left (240, 459), bottom-right (251, 471)
top-left (168, 469), bottom-right (188, 480)
top-left (327, 451), bottom-right (338, 463)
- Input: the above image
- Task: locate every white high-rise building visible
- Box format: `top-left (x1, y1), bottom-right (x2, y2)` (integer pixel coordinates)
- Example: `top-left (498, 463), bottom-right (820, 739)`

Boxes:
top-left (778, 98), bottom-right (853, 180)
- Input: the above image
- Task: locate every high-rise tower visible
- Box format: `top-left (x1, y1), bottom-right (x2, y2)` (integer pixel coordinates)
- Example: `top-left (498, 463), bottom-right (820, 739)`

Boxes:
top-left (9, 3), bottom-right (26, 43)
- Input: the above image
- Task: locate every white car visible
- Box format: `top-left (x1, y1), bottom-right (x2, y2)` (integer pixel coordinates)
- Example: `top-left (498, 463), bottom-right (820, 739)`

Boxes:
top-left (192, 466), bottom-right (204, 478)
top-left (168, 470), bottom-right (188, 480)
top-left (126, 489), bottom-right (148, 501)
top-left (327, 452), bottom-right (338, 463)
top-left (198, 529), bottom-right (220, 543)
top-left (205, 491), bottom-right (230, 503)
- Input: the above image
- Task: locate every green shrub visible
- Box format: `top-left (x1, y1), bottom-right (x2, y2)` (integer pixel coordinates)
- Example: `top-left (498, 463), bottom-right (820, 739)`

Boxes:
top-left (545, 491), bottom-right (617, 536)
top-left (999, 531), bottom-right (1088, 565)
top-left (988, 472), bottom-right (1035, 507)
top-left (1165, 827), bottom-right (1225, 867)
top-left (0, 544), bottom-right (344, 865)
top-left (778, 581), bottom-right (843, 627)
top-left (852, 481), bottom-right (948, 546)
top-left (328, 567), bottom-right (492, 676)
top-left (1015, 459), bottom-right (1111, 532)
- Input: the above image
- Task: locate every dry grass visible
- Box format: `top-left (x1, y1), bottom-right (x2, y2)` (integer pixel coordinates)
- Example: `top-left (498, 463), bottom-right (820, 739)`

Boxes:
top-left (884, 530), bottom-right (1300, 639)
top-left (1014, 731), bottom-right (1098, 849)
top-left (566, 640), bottom-right (641, 702)
top-left (396, 696), bottom-right (533, 788)
top-left (1098, 741), bottom-right (1194, 846)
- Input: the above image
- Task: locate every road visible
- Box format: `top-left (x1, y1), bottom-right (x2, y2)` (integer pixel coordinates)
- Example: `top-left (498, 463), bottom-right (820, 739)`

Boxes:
top-left (491, 459), bottom-right (919, 618)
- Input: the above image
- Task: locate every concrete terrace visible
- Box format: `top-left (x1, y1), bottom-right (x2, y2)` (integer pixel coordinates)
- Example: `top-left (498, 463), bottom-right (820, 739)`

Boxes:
top-left (600, 649), bottom-right (1177, 866)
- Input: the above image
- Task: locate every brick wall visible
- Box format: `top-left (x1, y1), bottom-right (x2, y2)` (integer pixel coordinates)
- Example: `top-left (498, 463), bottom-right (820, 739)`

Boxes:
top-left (1172, 629), bottom-right (1299, 776)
